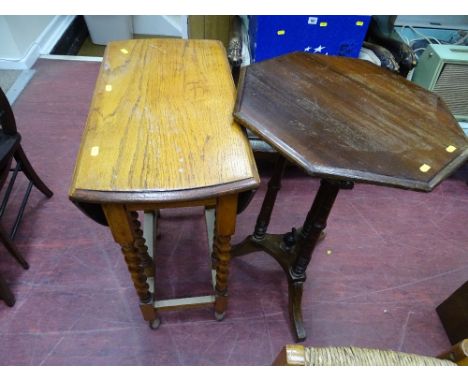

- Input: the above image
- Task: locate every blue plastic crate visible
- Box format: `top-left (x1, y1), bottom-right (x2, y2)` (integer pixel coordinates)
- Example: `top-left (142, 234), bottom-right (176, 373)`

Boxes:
top-left (248, 15), bottom-right (371, 62)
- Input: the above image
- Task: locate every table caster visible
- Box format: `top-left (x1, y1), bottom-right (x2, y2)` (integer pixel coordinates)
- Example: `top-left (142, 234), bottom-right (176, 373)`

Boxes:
top-left (149, 317), bottom-right (161, 330)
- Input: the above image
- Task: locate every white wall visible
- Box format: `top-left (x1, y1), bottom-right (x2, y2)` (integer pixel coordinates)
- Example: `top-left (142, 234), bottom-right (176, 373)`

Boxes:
top-left (2, 16), bottom-right (54, 58)
top-left (132, 16), bottom-right (188, 38)
top-left (0, 15), bottom-right (74, 69)
top-left (0, 18), bottom-right (21, 58)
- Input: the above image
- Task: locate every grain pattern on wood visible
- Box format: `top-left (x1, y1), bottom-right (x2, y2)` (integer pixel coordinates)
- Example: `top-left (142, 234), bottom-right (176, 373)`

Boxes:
top-left (69, 38), bottom-right (258, 203)
top-left (234, 52), bottom-right (468, 191)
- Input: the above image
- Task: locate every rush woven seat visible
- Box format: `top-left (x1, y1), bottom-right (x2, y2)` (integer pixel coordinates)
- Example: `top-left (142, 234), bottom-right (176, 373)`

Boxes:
top-left (273, 341), bottom-right (468, 366)
top-left (303, 346), bottom-right (455, 366)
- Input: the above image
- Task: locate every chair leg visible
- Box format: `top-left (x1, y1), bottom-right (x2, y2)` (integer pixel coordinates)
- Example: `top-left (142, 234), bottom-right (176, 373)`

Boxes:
top-left (10, 181), bottom-right (33, 239)
top-left (0, 162), bottom-right (21, 218)
top-left (0, 271), bottom-right (15, 307)
top-left (14, 145), bottom-right (53, 198)
top-left (0, 224), bottom-right (29, 269)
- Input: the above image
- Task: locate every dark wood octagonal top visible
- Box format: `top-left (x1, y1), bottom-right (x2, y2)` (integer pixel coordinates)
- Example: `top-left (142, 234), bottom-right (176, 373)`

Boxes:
top-left (234, 52), bottom-right (468, 191)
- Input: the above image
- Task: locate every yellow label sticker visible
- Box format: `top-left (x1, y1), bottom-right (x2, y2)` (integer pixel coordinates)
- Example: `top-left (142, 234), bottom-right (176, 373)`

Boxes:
top-left (446, 145), bottom-right (457, 153)
top-left (120, 48), bottom-right (129, 54)
top-left (356, 21), bottom-right (364, 26)
top-left (320, 22), bottom-right (328, 27)
top-left (419, 164), bottom-right (431, 173)
top-left (105, 84), bottom-right (112, 92)
top-left (277, 30), bottom-right (285, 35)
top-left (90, 146), bottom-right (99, 157)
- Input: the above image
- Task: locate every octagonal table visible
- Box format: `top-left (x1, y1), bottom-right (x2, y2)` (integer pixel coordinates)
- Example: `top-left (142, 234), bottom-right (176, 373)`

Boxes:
top-left (232, 52), bottom-right (468, 342)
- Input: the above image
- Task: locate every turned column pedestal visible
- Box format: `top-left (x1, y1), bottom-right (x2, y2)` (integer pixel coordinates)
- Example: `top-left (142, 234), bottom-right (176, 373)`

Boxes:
top-left (232, 157), bottom-right (353, 341)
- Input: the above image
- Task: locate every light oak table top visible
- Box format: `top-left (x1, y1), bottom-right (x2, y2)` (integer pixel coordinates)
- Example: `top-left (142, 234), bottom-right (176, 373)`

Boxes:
top-left (70, 38), bottom-right (259, 204)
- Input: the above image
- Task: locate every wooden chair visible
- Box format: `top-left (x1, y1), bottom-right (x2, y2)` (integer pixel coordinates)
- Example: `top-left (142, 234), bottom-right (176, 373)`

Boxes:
top-left (273, 340), bottom-right (468, 366)
top-left (0, 86), bottom-right (53, 306)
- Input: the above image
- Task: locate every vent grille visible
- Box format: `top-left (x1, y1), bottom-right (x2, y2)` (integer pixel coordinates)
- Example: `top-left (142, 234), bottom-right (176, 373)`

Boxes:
top-left (433, 63), bottom-right (468, 117)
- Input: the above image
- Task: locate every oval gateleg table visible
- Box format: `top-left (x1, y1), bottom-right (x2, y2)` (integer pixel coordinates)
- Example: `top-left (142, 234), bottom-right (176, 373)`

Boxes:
top-left (69, 39), bottom-right (259, 329)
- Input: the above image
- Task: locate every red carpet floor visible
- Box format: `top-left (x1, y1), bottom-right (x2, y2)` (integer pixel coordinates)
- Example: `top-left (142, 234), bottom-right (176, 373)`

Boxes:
top-left (0, 58), bottom-right (467, 365)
